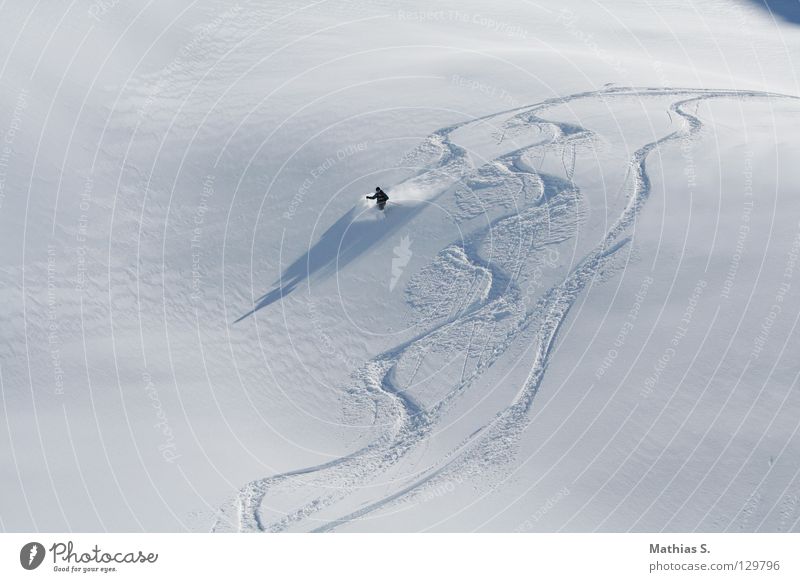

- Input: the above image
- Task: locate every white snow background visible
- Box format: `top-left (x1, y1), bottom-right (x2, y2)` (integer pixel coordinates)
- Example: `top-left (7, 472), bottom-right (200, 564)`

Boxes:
top-left (1, 0), bottom-right (800, 532)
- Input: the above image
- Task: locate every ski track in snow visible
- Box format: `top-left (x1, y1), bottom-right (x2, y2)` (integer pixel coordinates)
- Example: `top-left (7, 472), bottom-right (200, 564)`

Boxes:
top-left (213, 87), bottom-right (797, 533)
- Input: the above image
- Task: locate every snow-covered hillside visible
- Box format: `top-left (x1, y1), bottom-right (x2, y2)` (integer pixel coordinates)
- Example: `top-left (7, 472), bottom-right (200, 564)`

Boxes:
top-left (2, 0), bottom-right (800, 532)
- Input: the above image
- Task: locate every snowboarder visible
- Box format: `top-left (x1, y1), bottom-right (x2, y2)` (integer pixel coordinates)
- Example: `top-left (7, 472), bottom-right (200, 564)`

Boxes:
top-left (366, 186), bottom-right (389, 211)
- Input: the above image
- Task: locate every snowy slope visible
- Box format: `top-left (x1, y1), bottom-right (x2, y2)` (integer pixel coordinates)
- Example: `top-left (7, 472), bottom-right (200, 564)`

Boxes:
top-left (1, 0), bottom-right (800, 532)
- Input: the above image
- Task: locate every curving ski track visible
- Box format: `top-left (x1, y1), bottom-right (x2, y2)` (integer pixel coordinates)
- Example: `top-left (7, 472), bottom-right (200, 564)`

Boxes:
top-left (214, 87), bottom-right (797, 533)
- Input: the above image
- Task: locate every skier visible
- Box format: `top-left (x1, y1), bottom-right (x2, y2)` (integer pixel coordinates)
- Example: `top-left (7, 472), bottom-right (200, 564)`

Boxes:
top-left (366, 186), bottom-right (389, 211)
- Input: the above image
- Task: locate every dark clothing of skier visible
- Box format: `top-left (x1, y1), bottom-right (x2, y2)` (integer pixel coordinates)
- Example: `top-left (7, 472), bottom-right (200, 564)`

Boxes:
top-left (367, 187), bottom-right (389, 210)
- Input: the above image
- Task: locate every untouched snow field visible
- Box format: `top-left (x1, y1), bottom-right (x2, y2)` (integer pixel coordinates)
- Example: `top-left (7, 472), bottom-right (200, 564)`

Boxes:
top-left (2, 0), bottom-right (800, 532)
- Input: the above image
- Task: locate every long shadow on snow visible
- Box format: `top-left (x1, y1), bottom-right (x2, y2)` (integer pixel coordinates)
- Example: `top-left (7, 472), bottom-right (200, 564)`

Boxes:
top-left (235, 202), bottom-right (425, 322)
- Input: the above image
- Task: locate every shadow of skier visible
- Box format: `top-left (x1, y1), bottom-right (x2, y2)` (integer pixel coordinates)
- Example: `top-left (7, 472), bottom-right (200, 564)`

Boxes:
top-left (235, 201), bottom-right (420, 322)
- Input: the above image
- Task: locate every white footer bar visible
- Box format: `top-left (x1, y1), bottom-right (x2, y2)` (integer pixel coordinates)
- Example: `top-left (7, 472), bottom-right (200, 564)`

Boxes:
top-left (2, 533), bottom-right (797, 581)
